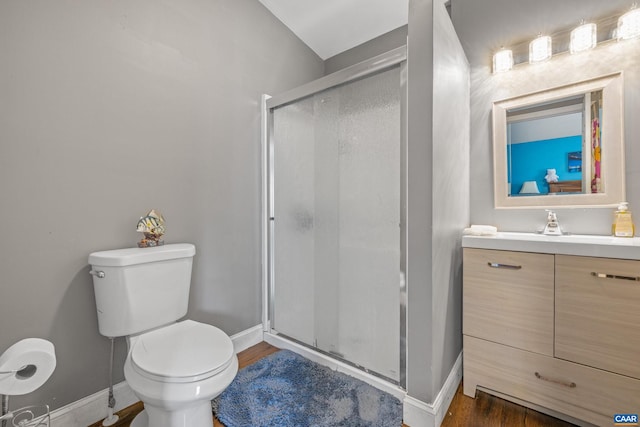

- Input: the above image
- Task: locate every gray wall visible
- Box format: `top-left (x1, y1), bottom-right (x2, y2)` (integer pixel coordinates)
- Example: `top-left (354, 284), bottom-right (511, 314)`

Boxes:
top-left (406, 0), bottom-right (469, 403)
top-left (0, 0), bottom-right (323, 413)
top-left (451, 0), bottom-right (640, 234)
top-left (429, 0), bottom-right (469, 400)
top-left (406, 0), bottom-right (434, 402)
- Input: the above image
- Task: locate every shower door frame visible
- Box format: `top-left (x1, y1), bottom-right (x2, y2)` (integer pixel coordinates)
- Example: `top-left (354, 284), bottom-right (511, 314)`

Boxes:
top-left (261, 46), bottom-right (408, 389)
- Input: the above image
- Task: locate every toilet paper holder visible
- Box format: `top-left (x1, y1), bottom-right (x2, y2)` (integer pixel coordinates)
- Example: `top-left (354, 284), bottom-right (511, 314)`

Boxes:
top-left (0, 365), bottom-right (37, 379)
top-left (1, 339), bottom-right (55, 427)
top-left (0, 403), bottom-right (51, 427)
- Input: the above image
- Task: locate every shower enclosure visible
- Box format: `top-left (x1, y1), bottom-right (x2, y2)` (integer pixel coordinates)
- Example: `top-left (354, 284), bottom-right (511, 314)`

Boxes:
top-left (262, 47), bottom-right (407, 386)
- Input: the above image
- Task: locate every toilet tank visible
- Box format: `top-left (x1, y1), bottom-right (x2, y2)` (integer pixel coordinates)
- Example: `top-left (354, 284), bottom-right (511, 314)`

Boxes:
top-left (88, 243), bottom-right (196, 338)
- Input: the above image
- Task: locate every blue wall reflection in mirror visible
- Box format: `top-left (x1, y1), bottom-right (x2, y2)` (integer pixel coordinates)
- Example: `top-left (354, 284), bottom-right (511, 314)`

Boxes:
top-left (507, 135), bottom-right (583, 195)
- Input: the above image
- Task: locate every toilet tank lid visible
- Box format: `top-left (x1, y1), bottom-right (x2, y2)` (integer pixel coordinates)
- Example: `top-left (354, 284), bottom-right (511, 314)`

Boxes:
top-left (89, 243), bottom-right (195, 267)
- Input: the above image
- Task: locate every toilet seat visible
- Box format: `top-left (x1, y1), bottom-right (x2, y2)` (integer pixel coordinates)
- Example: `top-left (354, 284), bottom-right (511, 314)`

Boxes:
top-left (130, 320), bottom-right (234, 383)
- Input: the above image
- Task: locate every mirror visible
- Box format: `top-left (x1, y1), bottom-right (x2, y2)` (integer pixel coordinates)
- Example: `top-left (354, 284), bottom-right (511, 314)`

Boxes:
top-left (493, 73), bottom-right (625, 208)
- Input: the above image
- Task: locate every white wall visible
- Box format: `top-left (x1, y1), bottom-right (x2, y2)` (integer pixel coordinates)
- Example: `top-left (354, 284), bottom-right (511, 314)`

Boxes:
top-left (509, 113), bottom-right (582, 144)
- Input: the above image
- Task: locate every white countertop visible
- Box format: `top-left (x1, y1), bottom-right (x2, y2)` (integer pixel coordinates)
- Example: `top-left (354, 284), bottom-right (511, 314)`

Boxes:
top-left (462, 232), bottom-right (640, 260)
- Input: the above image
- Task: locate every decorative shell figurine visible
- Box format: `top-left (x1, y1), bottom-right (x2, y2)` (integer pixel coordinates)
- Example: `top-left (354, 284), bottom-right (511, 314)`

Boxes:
top-left (136, 209), bottom-right (165, 248)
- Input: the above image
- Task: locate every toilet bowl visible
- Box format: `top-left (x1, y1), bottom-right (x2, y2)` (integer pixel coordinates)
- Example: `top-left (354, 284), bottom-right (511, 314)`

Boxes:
top-left (88, 244), bottom-right (238, 427)
top-left (125, 320), bottom-right (238, 427)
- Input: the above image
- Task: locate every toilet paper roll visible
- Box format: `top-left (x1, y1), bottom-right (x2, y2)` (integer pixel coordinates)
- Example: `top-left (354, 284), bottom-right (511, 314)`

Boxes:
top-left (0, 338), bottom-right (56, 396)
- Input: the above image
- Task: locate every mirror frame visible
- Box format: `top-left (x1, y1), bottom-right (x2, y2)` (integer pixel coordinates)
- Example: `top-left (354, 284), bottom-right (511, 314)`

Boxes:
top-left (493, 72), bottom-right (625, 209)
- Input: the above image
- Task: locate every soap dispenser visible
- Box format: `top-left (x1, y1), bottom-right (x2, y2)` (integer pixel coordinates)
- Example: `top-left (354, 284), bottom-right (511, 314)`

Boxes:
top-left (543, 210), bottom-right (563, 235)
top-left (612, 202), bottom-right (635, 237)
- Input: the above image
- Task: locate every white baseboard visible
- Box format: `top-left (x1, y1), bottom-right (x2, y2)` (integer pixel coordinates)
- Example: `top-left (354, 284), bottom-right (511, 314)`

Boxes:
top-left (230, 324), bottom-right (263, 353)
top-left (48, 381), bottom-right (137, 427)
top-left (49, 324), bottom-right (264, 427)
top-left (51, 327), bottom-right (461, 427)
top-left (403, 394), bottom-right (434, 427)
top-left (403, 352), bottom-right (462, 427)
top-left (264, 332), bottom-right (406, 401)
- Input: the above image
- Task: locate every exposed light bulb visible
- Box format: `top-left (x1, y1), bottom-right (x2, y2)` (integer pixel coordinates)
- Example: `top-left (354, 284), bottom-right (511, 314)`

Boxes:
top-left (493, 49), bottom-right (513, 73)
top-left (529, 35), bottom-right (552, 63)
top-left (570, 22), bottom-right (597, 53)
top-left (617, 7), bottom-right (640, 40)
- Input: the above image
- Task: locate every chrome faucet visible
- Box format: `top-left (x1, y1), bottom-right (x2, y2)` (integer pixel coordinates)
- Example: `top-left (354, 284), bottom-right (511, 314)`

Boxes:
top-left (543, 210), bottom-right (563, 235)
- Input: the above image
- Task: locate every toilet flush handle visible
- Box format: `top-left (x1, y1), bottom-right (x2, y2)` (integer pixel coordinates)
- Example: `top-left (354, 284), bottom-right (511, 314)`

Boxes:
top-left (90, 270), bottom-right (105, 278)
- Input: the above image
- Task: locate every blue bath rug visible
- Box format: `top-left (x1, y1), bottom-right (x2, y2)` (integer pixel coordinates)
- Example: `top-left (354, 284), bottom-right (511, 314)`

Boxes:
top-left (212, 350), bottom-right (402, 427)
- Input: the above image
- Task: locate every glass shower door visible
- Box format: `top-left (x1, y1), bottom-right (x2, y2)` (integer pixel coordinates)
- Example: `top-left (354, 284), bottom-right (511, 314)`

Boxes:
top-left (271, 66), bottom-right (401, 382)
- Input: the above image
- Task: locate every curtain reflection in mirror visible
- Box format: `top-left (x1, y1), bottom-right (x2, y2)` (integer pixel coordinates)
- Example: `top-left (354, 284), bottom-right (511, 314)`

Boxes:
top-left (591, 90), bottom-right (603, 193)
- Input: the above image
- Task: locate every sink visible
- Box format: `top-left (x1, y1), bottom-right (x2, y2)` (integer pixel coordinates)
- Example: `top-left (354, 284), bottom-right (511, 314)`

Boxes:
top-left (462, 231), bottom-right (640, 260)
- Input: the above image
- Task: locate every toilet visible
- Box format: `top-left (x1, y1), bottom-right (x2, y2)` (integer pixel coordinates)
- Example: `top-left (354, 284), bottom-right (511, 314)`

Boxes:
top-left (88, 243), bottom-right (238, 427)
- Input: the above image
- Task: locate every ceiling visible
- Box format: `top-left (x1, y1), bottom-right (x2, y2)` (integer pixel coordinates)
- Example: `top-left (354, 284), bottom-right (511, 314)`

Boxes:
top-left (258, 0), bottom-right (409, 60)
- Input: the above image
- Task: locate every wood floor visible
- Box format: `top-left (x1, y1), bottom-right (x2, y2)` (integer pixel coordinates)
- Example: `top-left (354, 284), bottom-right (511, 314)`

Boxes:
top-left (92, 342), bottom-right (575, 427)
top-left (440, 383), bottom-right (575, 427)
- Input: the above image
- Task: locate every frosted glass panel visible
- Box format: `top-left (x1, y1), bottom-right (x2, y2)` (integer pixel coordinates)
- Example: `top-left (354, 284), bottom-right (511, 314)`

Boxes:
top-left (272, 98), bottom-right (317, 346)
top-left (272, 66), bottom-right (401, 381)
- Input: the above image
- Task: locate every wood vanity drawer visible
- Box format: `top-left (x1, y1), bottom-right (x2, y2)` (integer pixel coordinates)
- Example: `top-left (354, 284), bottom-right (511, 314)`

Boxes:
top-left (555, 255), bottom-right (640, 380)
top-left (464, 335), bottom-right (640, 426)
top-left (463, 248), bottom-right (554, 355)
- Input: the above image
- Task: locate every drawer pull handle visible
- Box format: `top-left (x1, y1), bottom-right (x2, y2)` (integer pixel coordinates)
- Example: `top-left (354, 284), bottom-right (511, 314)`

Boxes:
top-left (487, 262), bottom-right (522, 270)
top-left (534, 372), bottom-right (576, 388)
top-left (591, 272), bottom-right (640, 281)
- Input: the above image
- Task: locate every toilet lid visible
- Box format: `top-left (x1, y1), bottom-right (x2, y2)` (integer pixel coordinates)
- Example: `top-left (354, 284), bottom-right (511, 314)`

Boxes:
top-left (130, 320), bottom-right (234, 383)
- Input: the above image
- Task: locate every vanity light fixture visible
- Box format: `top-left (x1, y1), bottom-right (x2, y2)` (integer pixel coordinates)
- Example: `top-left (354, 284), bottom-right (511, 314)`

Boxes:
top-left (493, 8), bottom-right (639, 73)
top-left (529, 35), bottom-right (552, 63)
top-left (617, 6), bottom-right (640, 40)
top-left (493, 48), bottom-right (513, 73)
top-left (570, 22), bottom-right (597, 53)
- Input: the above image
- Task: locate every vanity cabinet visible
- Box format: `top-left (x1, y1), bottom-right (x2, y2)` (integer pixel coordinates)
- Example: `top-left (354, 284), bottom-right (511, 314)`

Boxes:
top-left (555, 255), bottom-right (640, 380)
top-left (463, 246), bottom-right (640, 426)
top-left (463, 249), bottom-right (554, 355)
